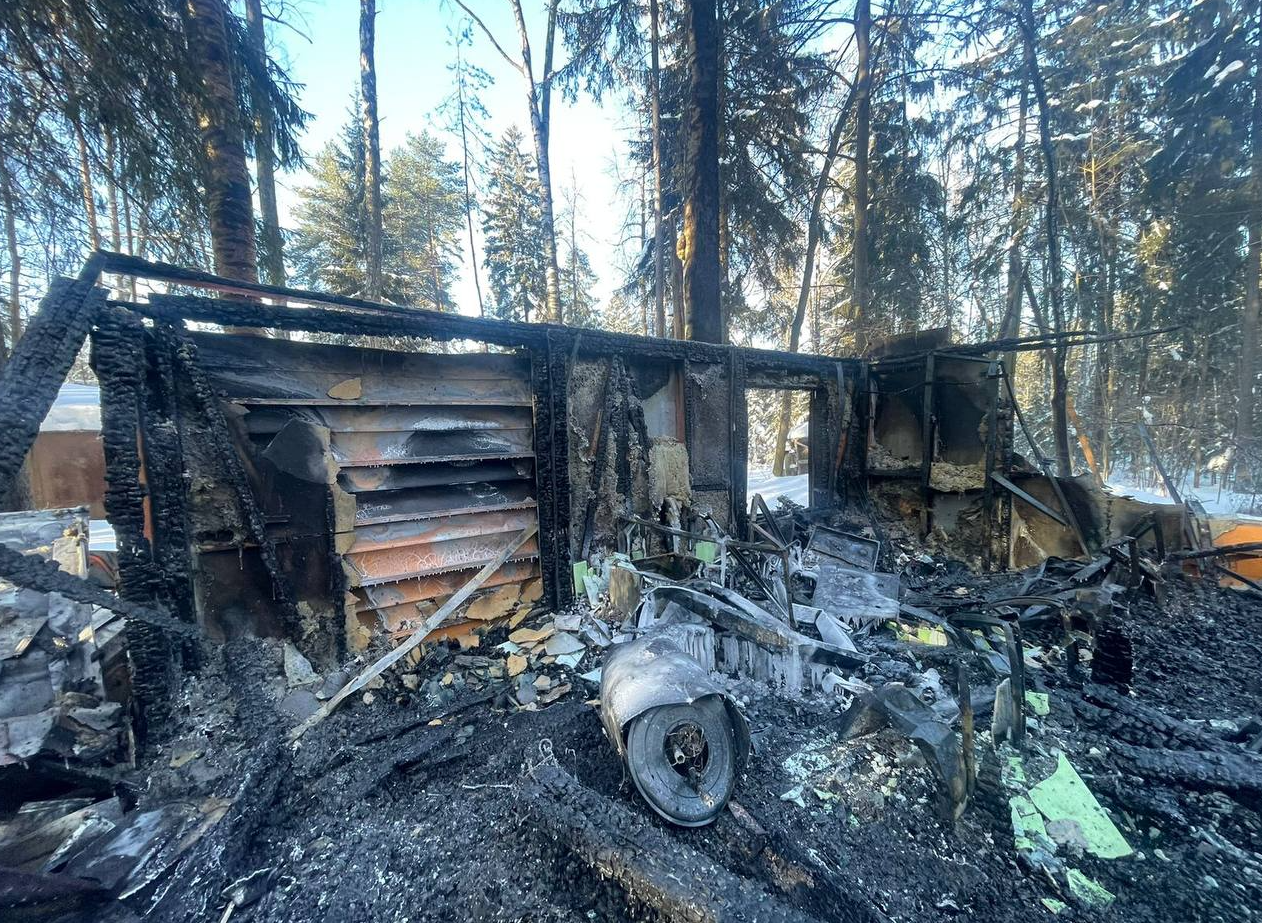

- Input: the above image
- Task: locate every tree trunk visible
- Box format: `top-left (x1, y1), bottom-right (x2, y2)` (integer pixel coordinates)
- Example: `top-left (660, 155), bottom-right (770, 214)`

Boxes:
top-left (455, 46), bottom-right (486, 318)
top-left (245, 0), bottom-right (286, 290)
top-left (1237, 7), bottom-right (1262, 486)
top-left (852, 0), bottom-right (872, 354)
top-left (0, 159), bottom-right (19, 359)
top-left (670, 219), bottom-right (685, 338)
top-left (104, 132), bottom-right (122, 252)
top-left (1001, 84), bottom-right (1029, 357)
top-left (773, 99), bottom-right (853, 476)
top-left (184, 0), bottom-right (262, 336)
top-left (509, 0), bottom-right (563, 324)
top-left (360, 0), bottom-right (384, 301)
top-left (681, 0), bottom-right (722, 344)
top-left (71, 113), bottom-right (100, 251)
top-left (1019, 0), bottom-right (1072, 476)
top-left (650, 0), bottom-right (667, 337)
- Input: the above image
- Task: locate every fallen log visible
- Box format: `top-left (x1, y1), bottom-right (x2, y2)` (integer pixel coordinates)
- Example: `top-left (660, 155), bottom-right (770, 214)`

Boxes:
top-left (525, 764), bottom-right (884, 923)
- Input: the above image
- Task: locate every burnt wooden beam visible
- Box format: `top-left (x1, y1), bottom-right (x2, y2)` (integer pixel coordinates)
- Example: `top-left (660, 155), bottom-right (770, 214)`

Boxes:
top-left (526, 765), bottom-right (878, 923)
top-left (92, 306), bottom-right (185, 729)
top-left (0, 279), bottom-right (103, 496)
top-left (990, 473), bottom-right (1070, 528)
top-left (919, 352), bottom-right (935, 537)
top-left (133, 293), bottom-right (853, 378)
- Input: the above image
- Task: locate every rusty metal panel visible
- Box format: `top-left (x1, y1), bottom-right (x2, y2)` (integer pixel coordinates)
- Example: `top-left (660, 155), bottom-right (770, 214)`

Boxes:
top-left (354, 483), bottom-right (536, 525)
top-left (196, 332), bottom-right (540, 644)
top-left (348, 533), bottom-right (540, 585)
top-left (353, 558), bottom-right (539, 613)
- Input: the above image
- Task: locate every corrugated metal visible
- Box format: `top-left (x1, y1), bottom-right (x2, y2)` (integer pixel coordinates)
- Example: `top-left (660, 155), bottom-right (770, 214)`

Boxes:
top-left (193, 333), bottom-right (540, 641)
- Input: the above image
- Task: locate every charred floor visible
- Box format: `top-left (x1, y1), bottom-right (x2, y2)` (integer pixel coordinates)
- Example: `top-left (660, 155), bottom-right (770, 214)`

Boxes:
top-left (1, 253), bottom-right (1260, 923)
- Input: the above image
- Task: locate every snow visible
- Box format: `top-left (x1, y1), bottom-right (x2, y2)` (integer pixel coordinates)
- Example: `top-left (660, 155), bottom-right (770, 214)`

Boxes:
top-left (1214, 60), bottom-right (1246, 86)
top-left (746, 468), bottom-right (810, 509)
top-left (1106, 479), bottom-right (1262, 518)
top-left (1077, 99), bottom-right (1105, 112)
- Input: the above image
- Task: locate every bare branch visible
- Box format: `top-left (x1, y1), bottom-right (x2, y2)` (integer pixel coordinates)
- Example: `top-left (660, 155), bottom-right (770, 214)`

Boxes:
top-left (450, 0), bottom-right (526, 77)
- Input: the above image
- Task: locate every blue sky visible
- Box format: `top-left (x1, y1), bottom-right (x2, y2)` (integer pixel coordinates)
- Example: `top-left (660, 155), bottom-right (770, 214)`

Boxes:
top-left (270, 0), bottom-right (634, 313)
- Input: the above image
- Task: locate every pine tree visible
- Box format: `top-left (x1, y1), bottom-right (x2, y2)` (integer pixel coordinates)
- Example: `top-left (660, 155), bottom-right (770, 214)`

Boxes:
top-left (291, 112), bottom-right (465, 308)
top-left (482, 127), bottom-right (547, 323)
top-left (386, 131), bottom-right (465, 312)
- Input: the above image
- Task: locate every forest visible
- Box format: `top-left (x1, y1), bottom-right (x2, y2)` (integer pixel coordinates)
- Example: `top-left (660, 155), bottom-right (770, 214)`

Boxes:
top-left (0, 0), bottom-right (1258, 504)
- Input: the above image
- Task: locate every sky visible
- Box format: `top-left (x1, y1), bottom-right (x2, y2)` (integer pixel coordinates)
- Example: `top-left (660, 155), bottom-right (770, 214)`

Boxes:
top-left (269, 0), bottom-right (636, 315)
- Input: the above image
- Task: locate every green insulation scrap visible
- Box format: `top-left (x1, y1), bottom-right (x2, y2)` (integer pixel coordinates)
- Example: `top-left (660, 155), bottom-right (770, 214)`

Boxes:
top-left (1029, 753), bottom-right (1133, 859)
top-left (695, 540), bottom-right (718, 563)
top-left (1066, 869), bottom-right (1116, 908)
top-left (1010, 795), bottom-right (1059, 870)
top-left (572, 561), bottom-right (589, 596)
top-left (1001, 754), bottom-right (1028, 790)
top-left (1040, 898), bottom-right (1067, 914)
top-left (1025, 691), bottom-right (1050, 716)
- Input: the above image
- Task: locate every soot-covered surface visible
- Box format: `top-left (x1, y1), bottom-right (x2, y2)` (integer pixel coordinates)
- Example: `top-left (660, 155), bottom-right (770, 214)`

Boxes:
top-left (71, 571), bottom-right (1262, 923)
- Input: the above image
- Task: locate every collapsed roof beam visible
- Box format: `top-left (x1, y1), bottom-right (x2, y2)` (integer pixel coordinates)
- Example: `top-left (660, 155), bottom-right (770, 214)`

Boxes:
top-left (0, 276), bottom-right (104, 496)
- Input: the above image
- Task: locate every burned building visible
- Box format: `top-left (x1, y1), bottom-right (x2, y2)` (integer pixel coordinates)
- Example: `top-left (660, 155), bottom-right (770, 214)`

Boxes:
top-left (2, 253), bottom-right (1259, 923)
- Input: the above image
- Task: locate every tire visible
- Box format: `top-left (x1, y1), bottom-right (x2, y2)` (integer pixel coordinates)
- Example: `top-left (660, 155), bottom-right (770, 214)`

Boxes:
top-left (624, 696), bottom-right (737, 827)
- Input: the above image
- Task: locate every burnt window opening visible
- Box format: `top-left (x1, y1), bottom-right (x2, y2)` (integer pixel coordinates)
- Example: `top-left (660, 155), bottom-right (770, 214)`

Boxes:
top-left (744, 387), bottom-right (814, 514)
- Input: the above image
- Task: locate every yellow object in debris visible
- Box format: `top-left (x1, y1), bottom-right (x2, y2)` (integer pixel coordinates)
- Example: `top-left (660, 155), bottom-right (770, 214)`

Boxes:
top-left (326, 377), bottom-right (362, 400)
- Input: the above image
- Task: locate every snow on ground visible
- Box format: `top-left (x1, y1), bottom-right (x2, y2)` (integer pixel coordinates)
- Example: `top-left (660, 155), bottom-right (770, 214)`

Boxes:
top-left (746, 467), bottom-right (809, 509)
top-left (1105, 478), bottom-right (1262, 519)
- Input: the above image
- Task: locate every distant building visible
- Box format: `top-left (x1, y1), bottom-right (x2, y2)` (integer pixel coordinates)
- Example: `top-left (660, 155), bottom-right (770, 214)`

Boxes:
top-left (30, 383), bottom-right (106, 517)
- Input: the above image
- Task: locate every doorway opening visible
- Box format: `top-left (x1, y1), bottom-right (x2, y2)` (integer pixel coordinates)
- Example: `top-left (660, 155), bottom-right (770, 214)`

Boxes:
top-left (745, 387), bottom-right (812, 511)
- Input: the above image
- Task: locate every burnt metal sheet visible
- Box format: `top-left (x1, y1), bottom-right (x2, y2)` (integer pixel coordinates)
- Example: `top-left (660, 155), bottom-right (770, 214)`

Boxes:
top-left (196, 333), bottom-right (541, 642)
top-left (354, 558), bottom-right (539, 613)
top-left (339, 459), bottom-right (534, 493)
top-left (348, 534), bottom-right (541, 586)
top-left (353, 483), bottom-right (536, 524)
top-left (350, 508), bottom-right (538, 553)
top-left (327, 427), bottom-right (534, 466)
top-left (189, 330), bottom-right (529, 379)
top-left (243, 405), bottom-right (532, 435)
top-left (189, 333), bottom-right (531, 406)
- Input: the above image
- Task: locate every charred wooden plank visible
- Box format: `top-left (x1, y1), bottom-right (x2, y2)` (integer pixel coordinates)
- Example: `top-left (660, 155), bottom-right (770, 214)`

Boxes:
top-left (525, 765), bottom-right (878, 923)
top-left (0, 280), bottom-right (101, 496)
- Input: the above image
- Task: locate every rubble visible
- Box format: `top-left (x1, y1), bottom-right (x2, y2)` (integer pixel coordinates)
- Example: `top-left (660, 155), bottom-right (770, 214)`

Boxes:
top-left (1, 254), bottom-right (1260, 922)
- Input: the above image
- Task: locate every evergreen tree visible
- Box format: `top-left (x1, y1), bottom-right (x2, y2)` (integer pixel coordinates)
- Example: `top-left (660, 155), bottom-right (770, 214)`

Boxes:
top-left (292, 111), bottom-right (465, 308)
top-left (482, 126), bottom-right (547, 323)
top-left (386, 131), bottom-right (465, 312)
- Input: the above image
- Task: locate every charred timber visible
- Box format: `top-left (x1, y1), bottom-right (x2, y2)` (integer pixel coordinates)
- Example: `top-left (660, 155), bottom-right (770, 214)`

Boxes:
top-left (129, 293), bottom-right (854, 379)
top-left (142, 324), bottom-right (199, 635)
top-left (0, 279), bottom-right (101, 495)
top-left (0, 542), bottom-right (196, 638)
top-left (93, 306), bottom-right (185, 726)
top-left (526, 765), bottom-right (879, 923)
